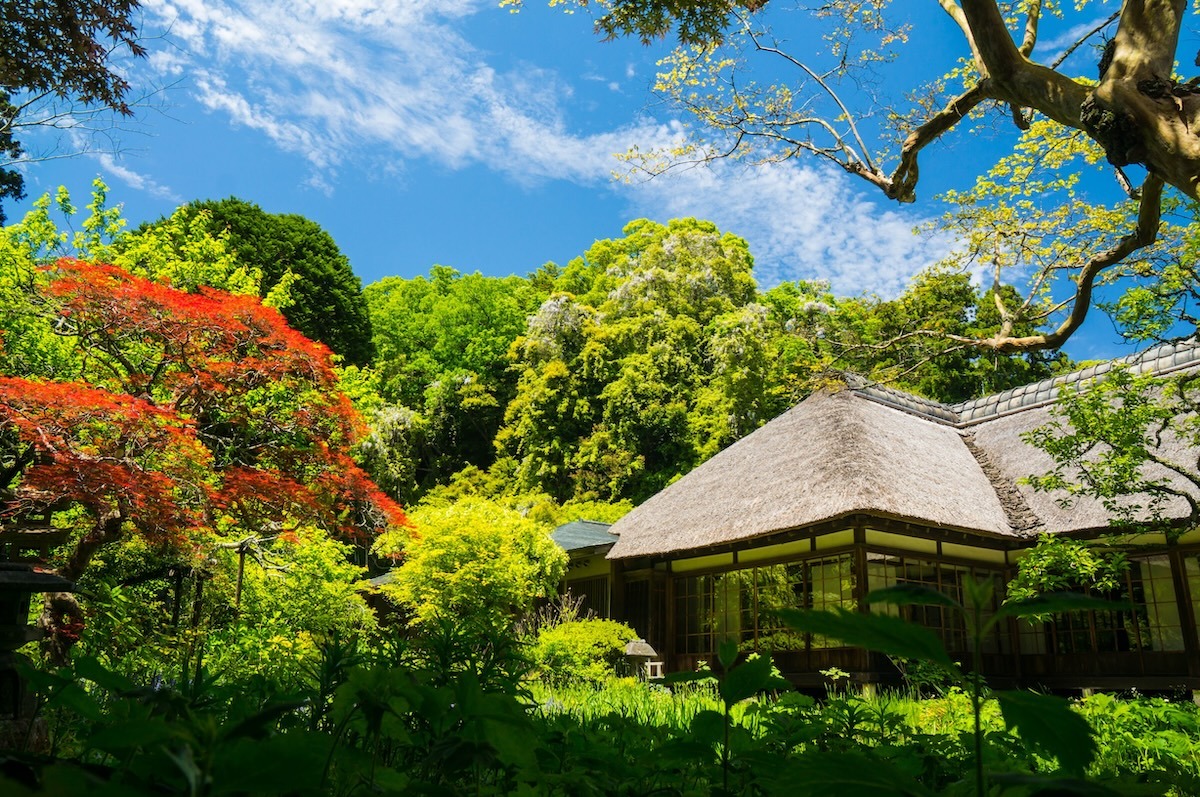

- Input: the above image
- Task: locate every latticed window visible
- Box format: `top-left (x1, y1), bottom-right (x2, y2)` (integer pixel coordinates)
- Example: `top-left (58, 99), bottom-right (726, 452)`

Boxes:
top-left (672, 554), bottom-right (854, 657)
top-left (563, 576), bottom-right (610, 619)
top-left (1018, 554), bottom-right (1185, 655)
top-left (864, 552), bottom-right (1006, 654)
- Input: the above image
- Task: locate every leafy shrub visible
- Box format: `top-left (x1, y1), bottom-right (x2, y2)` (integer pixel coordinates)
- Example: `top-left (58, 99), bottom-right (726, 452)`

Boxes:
top-left (375, 497), bottom-right (567, 633)
top-left (534, 618), bottom-right (637, 685)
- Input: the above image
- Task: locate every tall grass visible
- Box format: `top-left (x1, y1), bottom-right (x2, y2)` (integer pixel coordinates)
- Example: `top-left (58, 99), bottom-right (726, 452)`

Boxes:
top-left (530, 676), bottom-right (722, 731)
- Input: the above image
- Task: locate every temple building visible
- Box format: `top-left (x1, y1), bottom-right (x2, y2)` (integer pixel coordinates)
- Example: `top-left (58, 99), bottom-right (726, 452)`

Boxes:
top-left (556, 340), bottom-right (1200, 691)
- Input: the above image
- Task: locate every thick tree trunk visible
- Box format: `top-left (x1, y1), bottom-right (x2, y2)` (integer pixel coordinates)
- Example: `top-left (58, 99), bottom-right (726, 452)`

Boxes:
top-left (37, 513), bottom-right (124, 667)
top-left (1083, 0), bottom-right (1200, 197)
top-left (961, 0), bottom-right (1200, 200)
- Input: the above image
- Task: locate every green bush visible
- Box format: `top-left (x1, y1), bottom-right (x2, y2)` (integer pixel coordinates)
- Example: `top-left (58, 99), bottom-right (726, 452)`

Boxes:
top-left (534, 618), bottom-right (638, 685)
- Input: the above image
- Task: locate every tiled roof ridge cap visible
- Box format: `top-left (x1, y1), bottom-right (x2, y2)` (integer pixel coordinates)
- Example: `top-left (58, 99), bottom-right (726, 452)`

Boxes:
top-left (847, 337), bottom-right (1200, 426)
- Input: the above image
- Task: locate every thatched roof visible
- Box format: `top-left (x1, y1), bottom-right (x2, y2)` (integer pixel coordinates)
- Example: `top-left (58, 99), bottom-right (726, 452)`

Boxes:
top-left (607, 339), bottom-right (1200, 560)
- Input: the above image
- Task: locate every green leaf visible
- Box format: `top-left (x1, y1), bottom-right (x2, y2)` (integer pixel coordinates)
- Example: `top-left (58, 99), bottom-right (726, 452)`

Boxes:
top-left (221, 700), bottom-right (307, 741)
top-left (764, 750), bottom-right (932, 796)
top-left (73, 656), bottom-right (137, 695)
top-left (998, 592), bottom-right (1133, 620)
top-left (717, 639), bottom-right (739, 670)
top-left (86, 719), bottom-right (175, 754)
top-left (662, 669), bottom-right (716, 686)
top-left (50, 682), bottom-right (104, 722)
top-left (993, 690), bottom-right (1096, 775)
top-left (989, 773), bottom-right (1139, 796)
top-left (210, 733), bottom-right (330, 795)
top-left (720, 653), bottom-right (789, 707)
top-left (867, 584), bottom-right (961, 610)
top-left (689, 709), bottom-right (726, 745)
top-left (775, 608), bottom-right (956, 672)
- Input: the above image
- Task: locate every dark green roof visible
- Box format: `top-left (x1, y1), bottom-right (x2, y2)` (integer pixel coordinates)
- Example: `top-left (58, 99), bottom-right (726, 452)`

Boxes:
top-left (551, 520), bottom-right (618, 553)
top-left (368, 571), bottom-right (395, 587)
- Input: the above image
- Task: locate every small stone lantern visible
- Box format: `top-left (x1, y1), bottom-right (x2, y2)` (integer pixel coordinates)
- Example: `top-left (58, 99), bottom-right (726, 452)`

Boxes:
top-left (624, 638), bottom-right (664, 679)
top-left (0, 563), bottom-right (74, 720)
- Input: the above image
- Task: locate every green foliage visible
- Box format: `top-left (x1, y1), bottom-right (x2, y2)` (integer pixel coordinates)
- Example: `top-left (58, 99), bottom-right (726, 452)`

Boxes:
top-left (375, 497), bottom-right (567, 633)
top-left (359, 267), bottom-right (548, 500)
top-left (113, 205), bottom-right (266, 298)
top-left (533, 618), bottom-right (637, 685)
top-left (778, 581), bottom-right (1140, 793)
top-left (1101, 212), bottom-right (1200, 343)
top-left (356, 214), bottom-right (1058, 507)
top-left (201, 530), bottom-right (378, 687)
top-left (1007, 536), bottom-right (1129, 604)
top-left (1079, 693), bottom-right (1200, 793)
top-left (142, 198), bottom-right (374, 365)
top-left (499, 218), bottom-right (779, 502)
top-left (6, 632), bottom-right (1199, 797)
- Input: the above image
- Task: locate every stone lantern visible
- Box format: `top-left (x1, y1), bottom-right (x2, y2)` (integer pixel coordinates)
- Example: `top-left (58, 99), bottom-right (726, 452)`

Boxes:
top-left (0, 563), bottom-right (73, 720)
top-left (624, 638), bottom-right (664, 679)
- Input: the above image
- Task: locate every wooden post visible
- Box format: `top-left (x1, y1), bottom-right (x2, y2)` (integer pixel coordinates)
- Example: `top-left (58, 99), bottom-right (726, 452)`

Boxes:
top-left (611, 559), bottom-right (626, 625)
top-left (1167, 549), bottom-right (1200, 683)
top-left (234, 546), bottom-right (247, 613)
top-left (170, 569), bottom-right (183, 629)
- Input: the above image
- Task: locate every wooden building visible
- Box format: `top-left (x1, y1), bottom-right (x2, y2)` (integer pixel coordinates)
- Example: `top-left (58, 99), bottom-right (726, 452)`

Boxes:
top-left (558, 340), bottom-right (1200, 691)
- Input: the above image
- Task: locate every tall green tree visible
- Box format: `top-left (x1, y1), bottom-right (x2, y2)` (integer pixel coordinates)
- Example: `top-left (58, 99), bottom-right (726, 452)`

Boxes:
top-left (498, 218), bottom-right (775, 502)
top-left (137, 198), bottom-right (374, 365)
top-left (360, 266), bottom-right (549, 502)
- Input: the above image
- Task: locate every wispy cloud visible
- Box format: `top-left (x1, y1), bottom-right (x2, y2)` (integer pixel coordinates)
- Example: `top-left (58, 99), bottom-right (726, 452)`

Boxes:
top-left (94, 153), bottom-right (182, 201)
top-left (137, 0), bottom-right (950, 298)
top-left (626, 162), bottom-right (953, 297)
top-left (1033, 15), bottom-right (1118, 69)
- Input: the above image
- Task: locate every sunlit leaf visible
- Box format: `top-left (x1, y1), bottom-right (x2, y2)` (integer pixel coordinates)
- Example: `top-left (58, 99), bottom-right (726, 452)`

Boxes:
top-left (776, 608), bottom-right (956, 672)
top-left (994, 690), bottom-right (1096, 775)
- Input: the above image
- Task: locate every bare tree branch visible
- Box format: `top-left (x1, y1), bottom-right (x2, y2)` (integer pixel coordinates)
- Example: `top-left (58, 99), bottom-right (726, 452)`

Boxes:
top-left (887, 81), bottom-right (991, 202)
top-left (951, 173), bottom-right (1164, 352)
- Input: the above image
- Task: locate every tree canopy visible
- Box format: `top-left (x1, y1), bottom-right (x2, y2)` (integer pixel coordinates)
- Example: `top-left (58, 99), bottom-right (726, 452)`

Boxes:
top-left (359, 267), bottom-right (549, 503)
top-left (510, 0), bottom-right (1200, 354)
top-left (0, 257), bottom-right (406, 661)
top-left (137, 198), bottom-right (375, 366)
top-left (349, 217), bottom-right (1060, 505)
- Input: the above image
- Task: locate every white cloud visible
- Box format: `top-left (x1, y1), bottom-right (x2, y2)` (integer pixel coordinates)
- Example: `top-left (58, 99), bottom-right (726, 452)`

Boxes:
top-left (1033, 15), bottom-right (1118, 68)
top-left (625, 161), bottom-right (954, 297)
top-left (94, 153), bottom-right (182, 201)
top-left (135, 0), bottom-right (954, 297)
top-left (139, 0), bottom-right (675, 188)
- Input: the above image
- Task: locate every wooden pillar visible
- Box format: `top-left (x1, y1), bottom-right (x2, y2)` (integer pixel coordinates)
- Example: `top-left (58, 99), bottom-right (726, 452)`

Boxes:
top-left (649, 570), bottom-right (668, 655)
top-left (1167, 548), bottom-right (1200, 681)
top-left (663, 564), bottom-right (676, 672)
top-left (1003, 562), bottom-right (1025, 686)
top-left (853, 522), bottom-right (868, 613)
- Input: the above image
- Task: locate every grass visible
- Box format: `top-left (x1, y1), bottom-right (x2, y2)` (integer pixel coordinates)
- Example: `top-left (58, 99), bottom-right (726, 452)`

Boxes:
top-left (531, 674), bottom-right (1200, 792)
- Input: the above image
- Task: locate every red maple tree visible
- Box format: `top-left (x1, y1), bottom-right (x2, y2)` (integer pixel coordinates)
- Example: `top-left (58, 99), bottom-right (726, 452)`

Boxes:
top-left (0, 259), bottom-right (406, 661)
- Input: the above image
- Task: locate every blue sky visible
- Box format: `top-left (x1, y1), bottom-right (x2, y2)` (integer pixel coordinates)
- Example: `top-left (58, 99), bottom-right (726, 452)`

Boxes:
top-left (12, 0), bottom-right (1143, 361)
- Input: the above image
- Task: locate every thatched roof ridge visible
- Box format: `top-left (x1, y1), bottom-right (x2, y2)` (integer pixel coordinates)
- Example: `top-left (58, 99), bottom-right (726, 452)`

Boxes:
top-left (607, 339), bottom-right (1200, 560)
